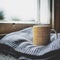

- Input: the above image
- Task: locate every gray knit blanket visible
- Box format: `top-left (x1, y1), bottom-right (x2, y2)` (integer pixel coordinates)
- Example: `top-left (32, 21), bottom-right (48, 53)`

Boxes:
top-left (0, 27), bottom-right (60, 60)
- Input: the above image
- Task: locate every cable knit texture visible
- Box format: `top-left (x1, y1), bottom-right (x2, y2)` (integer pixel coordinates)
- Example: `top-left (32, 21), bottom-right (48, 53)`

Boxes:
top-left (0, 27), bottom-right (60, 60)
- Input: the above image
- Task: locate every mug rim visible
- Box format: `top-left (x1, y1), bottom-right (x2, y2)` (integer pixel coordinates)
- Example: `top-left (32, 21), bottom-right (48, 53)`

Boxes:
top-left (33, 24), bottom-right (50, 27)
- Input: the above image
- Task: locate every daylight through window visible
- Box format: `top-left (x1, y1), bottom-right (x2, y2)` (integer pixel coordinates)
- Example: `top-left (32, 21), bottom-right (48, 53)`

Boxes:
top-left (0, 0), bottom-right (37, 21)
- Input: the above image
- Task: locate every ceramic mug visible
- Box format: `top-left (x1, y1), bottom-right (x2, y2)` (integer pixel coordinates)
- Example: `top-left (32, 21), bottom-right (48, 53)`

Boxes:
top-left (33, 25), bottom-right (58, 46)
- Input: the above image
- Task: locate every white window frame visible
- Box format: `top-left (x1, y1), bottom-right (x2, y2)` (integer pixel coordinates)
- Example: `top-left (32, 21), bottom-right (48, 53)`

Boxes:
top-left (0, 0), bottom-right (54, 24)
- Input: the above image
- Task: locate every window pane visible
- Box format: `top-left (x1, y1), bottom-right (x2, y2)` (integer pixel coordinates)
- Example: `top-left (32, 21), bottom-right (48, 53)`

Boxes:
top-left (0, 0), bottom-right (37, 21)
top-left (40, 0), bottom-right (50, 24)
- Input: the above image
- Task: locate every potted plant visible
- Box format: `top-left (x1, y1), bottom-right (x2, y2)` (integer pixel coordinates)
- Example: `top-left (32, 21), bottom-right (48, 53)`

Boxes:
top-left (0, 10), bottom-right (4, 20)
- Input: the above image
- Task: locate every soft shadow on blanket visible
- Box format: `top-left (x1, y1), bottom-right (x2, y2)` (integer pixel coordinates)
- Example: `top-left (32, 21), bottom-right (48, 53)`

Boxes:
top-left (0, 27), bottom-right (60, 60)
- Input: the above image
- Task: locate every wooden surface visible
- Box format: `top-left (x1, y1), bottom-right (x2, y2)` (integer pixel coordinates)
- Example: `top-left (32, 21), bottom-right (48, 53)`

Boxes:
top-left (0, 23), bottom-right (34, 34)
top-left (54, 0), bottom-right (60, 33)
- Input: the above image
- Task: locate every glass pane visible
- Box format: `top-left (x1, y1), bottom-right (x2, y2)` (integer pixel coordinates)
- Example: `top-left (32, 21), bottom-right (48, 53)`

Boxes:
top-left (40, 0), bottom-right (50, 24)
top-left (0, 0), bottom-right (37, 21)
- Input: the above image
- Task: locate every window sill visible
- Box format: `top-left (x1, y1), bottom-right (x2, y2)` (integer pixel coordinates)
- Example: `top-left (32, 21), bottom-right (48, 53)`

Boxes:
top-left (0, 20), bottom-right (37, 24)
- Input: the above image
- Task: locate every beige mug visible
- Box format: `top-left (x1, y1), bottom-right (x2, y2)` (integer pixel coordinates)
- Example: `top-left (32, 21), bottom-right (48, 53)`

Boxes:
top-left (33, 25), bottom-right (58, 46)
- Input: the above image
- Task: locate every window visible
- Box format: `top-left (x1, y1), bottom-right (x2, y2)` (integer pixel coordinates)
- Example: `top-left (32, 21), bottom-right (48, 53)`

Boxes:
top-left (40, 0), bottom-right (50, 24)
top-left (0, 0), bottom-right (37, 23)
top-left (0, 0), bottom-right (53, 24)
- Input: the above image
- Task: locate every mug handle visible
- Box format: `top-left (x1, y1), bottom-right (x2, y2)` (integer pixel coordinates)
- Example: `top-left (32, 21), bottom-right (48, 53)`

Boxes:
top-left (51, 29), bottom-right (58, 39)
